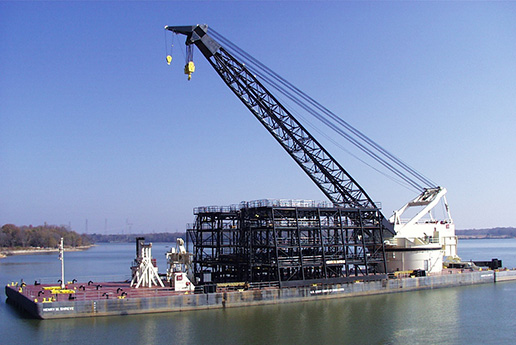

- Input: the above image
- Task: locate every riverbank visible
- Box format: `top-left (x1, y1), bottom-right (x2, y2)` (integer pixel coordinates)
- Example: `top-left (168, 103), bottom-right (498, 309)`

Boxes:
top-left (456, 227), bottom-right (516, 239)
top-left (0, 245), bottom-right (94, 257)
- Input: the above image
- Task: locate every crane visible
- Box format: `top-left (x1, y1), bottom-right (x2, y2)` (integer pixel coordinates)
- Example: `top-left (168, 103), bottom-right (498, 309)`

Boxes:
top-left (165, 25), bottom-right (458, 277)
top-left (165, 24), bottom-right (395, 237)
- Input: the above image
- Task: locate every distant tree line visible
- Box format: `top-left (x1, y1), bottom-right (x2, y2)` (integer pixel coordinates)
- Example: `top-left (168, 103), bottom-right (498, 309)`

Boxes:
top-left (0, 224), bottom-right (91, 248)
top-left (456, 227), bottom-right (516, 238)
top-left (86, 232), bottom-right (186, 244)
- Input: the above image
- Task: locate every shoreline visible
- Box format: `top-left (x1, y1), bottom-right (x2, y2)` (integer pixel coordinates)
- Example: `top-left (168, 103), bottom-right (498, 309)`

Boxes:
top-left (457, 236), bottom-right (516, 240)
top-left (0, 245), bottom-right (95, 257)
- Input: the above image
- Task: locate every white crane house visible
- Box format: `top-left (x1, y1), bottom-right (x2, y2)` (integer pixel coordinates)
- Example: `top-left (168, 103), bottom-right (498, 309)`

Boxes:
top-left (385, 187), bottom-right (458, 273)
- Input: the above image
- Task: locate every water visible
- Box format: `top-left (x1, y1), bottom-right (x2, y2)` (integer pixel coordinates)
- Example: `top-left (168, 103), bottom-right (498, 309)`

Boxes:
top-left (1, 239), bottom-right (516, 344)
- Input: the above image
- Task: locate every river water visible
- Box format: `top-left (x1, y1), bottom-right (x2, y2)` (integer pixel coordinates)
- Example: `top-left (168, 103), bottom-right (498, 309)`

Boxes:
top-left (1, 239), bottom-right (515, 344)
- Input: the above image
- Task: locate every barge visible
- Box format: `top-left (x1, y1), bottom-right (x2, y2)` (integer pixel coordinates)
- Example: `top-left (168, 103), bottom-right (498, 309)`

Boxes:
top-left (6, 269), bottom-right (516, 319)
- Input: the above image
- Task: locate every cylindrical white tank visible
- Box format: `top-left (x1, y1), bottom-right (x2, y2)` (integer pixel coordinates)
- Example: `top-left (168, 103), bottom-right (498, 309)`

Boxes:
top-left (386, 244), bottom-right (443, 274)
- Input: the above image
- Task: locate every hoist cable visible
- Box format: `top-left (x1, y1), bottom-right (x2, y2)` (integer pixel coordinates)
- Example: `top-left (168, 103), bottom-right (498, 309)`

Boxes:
top-left (164, 29), bottom-right (168, 56)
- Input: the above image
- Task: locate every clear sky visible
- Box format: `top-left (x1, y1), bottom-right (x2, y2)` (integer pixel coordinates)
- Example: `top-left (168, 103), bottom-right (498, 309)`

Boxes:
top-left (1, 1), bottom-right (515, 233)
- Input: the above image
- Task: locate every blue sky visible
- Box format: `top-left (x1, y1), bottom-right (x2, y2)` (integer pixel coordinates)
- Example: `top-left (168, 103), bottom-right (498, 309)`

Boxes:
top-left (1, 1), bottom-right (515, 233)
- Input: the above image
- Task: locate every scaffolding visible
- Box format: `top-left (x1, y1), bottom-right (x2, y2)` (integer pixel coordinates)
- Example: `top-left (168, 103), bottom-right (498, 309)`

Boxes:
top-left (187, 200), bottom-right (387, 287)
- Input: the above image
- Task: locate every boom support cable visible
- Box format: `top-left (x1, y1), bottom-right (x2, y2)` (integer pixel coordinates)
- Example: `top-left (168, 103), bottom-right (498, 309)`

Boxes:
top-left (249, 70), bottom-right (425, 192)
top-left (209, 28), bottom-right (436, 192)
top-left (276, 93), bottom-right (419, 192)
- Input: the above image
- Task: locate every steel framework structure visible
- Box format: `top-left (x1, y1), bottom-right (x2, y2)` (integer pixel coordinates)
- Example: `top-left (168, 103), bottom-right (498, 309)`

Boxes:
top-left (187, 203), bottom-right (387, 287)
top-left (167, 25), bottom-right (392, 286)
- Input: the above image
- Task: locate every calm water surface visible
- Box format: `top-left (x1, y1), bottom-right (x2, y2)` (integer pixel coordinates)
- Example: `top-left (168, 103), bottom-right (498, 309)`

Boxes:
top-left (1, 239), bottom-right (516, 344)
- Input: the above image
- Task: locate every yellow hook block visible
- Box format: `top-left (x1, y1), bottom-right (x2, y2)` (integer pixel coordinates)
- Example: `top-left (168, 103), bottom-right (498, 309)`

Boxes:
top-left (184, 61), bottom-right (195, 80)
top-left (166, 55), bottom-right (172, 65)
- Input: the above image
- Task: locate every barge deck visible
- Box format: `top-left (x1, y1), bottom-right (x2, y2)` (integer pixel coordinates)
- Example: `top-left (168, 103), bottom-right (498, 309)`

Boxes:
top-left (6, 269), bottom-right (516, 319)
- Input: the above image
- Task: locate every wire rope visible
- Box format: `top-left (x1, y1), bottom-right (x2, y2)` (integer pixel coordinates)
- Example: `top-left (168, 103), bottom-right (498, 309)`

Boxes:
top-left (210, 28), bottom-right (436, 192)
top-left (274, 92), bottom-right (418, 192)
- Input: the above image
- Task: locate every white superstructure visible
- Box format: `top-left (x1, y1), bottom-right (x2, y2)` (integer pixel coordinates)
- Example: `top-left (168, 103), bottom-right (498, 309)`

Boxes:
top-left (385, 187), bottom-right (458, 273)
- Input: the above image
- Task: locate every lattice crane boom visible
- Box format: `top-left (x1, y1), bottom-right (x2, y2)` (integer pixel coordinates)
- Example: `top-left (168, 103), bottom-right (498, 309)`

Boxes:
top-left (165, 24), bottom-right (395, 235)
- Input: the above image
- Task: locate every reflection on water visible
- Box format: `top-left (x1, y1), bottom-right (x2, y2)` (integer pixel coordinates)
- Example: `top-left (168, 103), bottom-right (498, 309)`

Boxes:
top-left (388, 288), bottom-right (460, 344)
top-left (27, 289), bottom-right (466, 344)
top-left (1, 240), bottom-right (516, 344)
